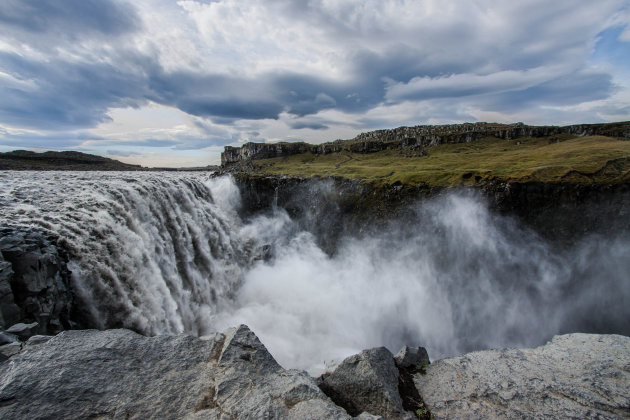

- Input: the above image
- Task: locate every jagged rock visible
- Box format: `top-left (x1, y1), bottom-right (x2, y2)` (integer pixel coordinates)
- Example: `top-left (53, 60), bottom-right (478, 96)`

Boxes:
top-left (394, 345), bottom-right (430, 370)
top-left (414, 333), bottom-right (630, 419)
top-left (0, 256), bottom-right (19, 329)
top-left (0, 325), bottom-right (349, 419)
top-left (214, 325), bottom-right (350, 419)
top-left (319, 347), bottom-right (413, 419)
top-left (0, 331), bottom-right (18, 346)
top-left (6, 322), bottom-right (39, 340)
top-left (0, 228), bottom-right (74, 334)
top-left (25, 335), bottom-right (52, 346)
top-left (0, 342), bottom-right (22, 358)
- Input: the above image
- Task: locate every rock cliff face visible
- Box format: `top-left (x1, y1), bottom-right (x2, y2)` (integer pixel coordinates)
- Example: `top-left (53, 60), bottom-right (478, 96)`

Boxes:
top-left (0, 227), bottom-right (76, 335)
top-left (1, 327), bottom-right (628, 419)
top-left (230, 174), bottom-right (630, 250)
top-left (221, 121), bottom-right (630, 166)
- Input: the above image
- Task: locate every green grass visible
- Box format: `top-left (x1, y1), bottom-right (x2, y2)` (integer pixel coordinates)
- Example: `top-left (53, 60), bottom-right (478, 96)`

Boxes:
top-left (251, 135), bottom-right (630, 187)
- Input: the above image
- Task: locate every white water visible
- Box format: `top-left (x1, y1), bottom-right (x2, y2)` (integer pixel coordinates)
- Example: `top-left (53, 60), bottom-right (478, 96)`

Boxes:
top-left (1, 171), bottom-right (629, 374)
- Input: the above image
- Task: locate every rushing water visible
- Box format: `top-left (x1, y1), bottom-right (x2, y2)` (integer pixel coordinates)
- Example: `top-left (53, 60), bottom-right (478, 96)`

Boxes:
top-left (1, 171), bottom-right (629, 374)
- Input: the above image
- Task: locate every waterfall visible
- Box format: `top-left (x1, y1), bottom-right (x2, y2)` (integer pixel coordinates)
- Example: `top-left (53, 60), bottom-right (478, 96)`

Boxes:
top-left (0, 171), bottom-right (254, 335)
top-left (1, 171), bottom-right (629, 374)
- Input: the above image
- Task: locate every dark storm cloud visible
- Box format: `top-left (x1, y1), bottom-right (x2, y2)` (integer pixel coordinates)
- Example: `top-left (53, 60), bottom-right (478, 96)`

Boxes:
top-left (0, 0), bottom-right (627, 155)
top-left (0, 0), bottom-right (139, 38)
top-left (0, 51), bottom-right (148, 129)
top-left (287, 121), bottom-right (329, 130)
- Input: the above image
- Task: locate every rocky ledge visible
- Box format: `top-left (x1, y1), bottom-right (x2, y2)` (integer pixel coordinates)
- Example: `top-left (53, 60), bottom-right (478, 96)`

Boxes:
top-left (1, 326), bottom-right (628, 419)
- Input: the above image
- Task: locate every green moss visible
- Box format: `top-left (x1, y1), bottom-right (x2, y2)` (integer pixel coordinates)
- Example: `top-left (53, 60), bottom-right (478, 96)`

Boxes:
top-left (251, 135), bottom-right (630, 187)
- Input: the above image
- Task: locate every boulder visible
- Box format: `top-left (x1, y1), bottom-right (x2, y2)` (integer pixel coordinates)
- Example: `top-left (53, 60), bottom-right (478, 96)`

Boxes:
top-left (414, 333), bottom-right (630, 419)
top-left (394, 345), bottom-right (430, 371)
top-left (319, 347), bottom-right (413, 419)
top-left (213, 325), bottom-right (350, 419)
top-left (0, 325), bottom-right (349, 419)
top-left (6, 322), bottom-right (39, 340)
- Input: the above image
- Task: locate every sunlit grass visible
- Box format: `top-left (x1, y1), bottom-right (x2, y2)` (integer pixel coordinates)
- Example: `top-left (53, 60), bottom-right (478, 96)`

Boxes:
top-left (251, 135), bottom-right (630, 187)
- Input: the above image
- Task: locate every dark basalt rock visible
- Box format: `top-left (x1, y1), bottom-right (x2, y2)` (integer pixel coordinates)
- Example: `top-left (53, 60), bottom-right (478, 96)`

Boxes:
top-left (318, 347), bottom-right (414, 419)
top-left (0, 227), bottom-right (76, 334)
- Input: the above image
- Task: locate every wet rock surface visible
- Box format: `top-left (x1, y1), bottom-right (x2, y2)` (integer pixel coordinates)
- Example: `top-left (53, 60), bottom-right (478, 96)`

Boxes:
top-left (414, 333), bottom-right (630, 419)
top-left (0, 227), bottom-right (76, 334)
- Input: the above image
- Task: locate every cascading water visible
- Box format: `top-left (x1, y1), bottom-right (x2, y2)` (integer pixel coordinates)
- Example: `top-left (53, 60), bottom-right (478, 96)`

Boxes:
top-left (1, 171), bottom-right (629, 374)
top-left (0, 171), bottom-right (254, 336)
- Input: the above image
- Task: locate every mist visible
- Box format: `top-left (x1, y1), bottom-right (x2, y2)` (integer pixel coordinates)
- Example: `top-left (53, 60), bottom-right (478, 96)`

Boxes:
top-left (2, 172), bottom-right (628, 376)
top-left (210, 179), bottom-right (630, 374)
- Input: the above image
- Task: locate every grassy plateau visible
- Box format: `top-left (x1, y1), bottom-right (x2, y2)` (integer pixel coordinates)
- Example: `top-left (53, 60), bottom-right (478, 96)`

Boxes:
top-left (250, 135), bottom-right (630, 187)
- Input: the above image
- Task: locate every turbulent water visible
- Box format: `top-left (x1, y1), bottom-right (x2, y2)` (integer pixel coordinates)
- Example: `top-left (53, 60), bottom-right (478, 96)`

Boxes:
top-left (1, 171), bottom-right (629, 374)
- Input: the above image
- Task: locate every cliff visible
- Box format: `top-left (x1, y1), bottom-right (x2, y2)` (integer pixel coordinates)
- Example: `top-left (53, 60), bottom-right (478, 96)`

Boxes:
top-left (221, 121), bottom-right (630, 166)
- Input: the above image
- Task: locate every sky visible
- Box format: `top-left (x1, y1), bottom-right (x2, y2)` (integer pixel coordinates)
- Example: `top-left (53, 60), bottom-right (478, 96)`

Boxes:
top-left (0, 0), bottom-right (629, 167)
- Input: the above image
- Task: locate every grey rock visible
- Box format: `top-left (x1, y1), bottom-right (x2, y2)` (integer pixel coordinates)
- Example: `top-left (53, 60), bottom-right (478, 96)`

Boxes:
top-left (0, 331), bottom-right (18, 346)
top-left (0, 341), bottom-right (22, 358)
top-left (354, 413), bottom-right (385, 419)
top-left (214, 324), bottom-right (350, 419)
top-left (0, 325), bottom-right (349, 420)
top-left (25, 335), bottom-right (52, 346)
top-left (394, 345), bottom-right (430, 370)
top-left (414, 333), bottom-right (630, 419)
top-left (320, 347), bottom-right (413, 419)
top-left (6, 322), bottom-right (39, 340)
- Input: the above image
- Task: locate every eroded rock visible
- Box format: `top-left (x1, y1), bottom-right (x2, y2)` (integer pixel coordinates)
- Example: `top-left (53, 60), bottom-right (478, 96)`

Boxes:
top-left (414, 333), bottom-right (630, 419)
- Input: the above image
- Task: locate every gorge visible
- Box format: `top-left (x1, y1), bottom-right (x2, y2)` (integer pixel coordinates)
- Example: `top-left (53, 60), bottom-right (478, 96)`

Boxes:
top-left (1, 122), bottom-right (630, 418)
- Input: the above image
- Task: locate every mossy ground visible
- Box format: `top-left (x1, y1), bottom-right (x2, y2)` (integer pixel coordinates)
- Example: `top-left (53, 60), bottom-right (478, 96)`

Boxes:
top-left (251, 135), bottom-right (630, 187)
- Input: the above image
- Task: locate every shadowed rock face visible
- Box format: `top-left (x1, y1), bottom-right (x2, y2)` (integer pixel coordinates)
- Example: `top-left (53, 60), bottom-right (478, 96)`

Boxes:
top-left (0, 228), bottom-right (75, 334)
top-left (414, 333), bottom-right (630, 419)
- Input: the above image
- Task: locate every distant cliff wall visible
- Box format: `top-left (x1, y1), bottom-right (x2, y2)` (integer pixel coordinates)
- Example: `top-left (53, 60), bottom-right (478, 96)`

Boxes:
top-left (221, 121), bottom-right (630, 166)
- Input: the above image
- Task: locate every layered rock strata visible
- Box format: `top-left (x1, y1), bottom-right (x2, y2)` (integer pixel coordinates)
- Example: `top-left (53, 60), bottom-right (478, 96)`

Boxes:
top-left (221, 121), bottom-right (630, 166)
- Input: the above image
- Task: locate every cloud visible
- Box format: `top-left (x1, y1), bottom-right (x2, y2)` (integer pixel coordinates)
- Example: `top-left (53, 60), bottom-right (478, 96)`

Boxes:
top-left (0, 0), bottom-right (139, 38)
top-left (0, 0), bottom-right (628, 165)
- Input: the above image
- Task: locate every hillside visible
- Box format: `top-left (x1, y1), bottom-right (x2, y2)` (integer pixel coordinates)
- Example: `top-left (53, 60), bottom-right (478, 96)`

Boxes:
top-left (251, 135), bottom-right (630, 186)
top-left (0, 150), bottom-right (143, 171)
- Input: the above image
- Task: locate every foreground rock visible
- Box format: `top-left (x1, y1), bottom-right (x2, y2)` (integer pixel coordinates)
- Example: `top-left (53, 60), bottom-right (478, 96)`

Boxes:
top-left (0, 325), bottom-right (349, 419)
top-left (414, 333), bottom-right (630, 419)
top-left (319, 347), bottom-right (413, 419)
top-left (1, 328), bottom-right (628, 419)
